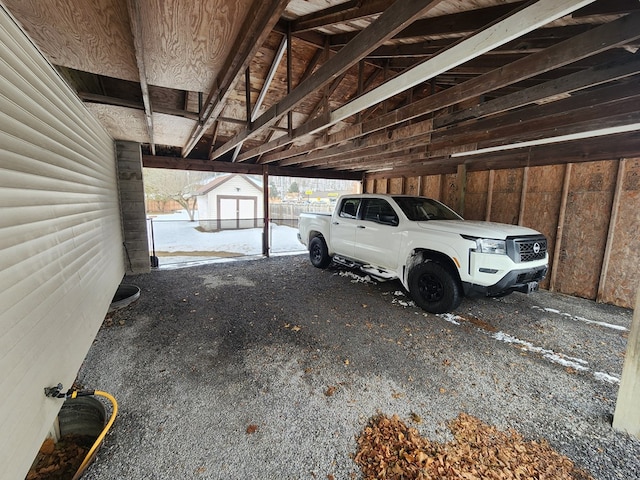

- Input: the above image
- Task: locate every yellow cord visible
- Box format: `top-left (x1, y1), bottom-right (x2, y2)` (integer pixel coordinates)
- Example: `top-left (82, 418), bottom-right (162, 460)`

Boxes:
top-left (72, 390), bottom-right (118, 480)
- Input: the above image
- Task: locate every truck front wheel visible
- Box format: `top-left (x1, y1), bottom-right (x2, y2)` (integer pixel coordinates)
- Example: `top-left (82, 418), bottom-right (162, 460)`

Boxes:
top-left (309, 236), bottom-right (332, 268)
top-left (409, 261), bottom-right (462, 314)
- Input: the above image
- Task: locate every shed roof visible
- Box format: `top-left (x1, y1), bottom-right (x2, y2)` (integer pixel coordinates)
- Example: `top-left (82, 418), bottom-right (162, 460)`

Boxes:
top-left (196, 174), bottom-right (263, 195)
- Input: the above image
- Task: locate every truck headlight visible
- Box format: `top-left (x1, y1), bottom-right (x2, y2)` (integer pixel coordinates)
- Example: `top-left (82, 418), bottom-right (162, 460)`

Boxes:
top-left (475, 238), bottom-right (506, 255)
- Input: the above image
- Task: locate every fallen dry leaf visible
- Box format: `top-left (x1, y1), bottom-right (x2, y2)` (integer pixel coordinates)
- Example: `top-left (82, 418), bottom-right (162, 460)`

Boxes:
top-left (291, 325), bottom-right (301, 332)
top-left (354, 413), bottom-right (594, 480)
top-left (246, 424), bottom-right (258, 434)
top-left (325, 386), bottom-right (337, 396)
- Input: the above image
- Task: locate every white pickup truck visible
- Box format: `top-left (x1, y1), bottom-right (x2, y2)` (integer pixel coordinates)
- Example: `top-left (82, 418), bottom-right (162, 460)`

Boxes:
top-left (298, 194), bottom-right (548, 313)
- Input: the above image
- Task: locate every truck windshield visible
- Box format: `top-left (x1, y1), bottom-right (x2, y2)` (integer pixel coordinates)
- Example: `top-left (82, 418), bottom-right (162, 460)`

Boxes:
top-left (393, 197), bottom-right (462, 221)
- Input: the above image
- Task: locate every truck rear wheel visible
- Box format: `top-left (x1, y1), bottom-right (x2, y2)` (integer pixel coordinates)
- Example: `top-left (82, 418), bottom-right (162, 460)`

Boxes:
top-left (409, 261), bottom-right (462, 314)
top-left (309, 236), bottom-right (332, 268)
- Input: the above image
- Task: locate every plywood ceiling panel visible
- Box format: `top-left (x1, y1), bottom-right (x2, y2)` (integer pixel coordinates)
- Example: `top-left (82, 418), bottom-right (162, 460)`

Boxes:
top-left (85, 103), bottom-right (150, 143)
top-left (139, 0), bottom-right (254, 92)
top-left (152, 112), bottom-right (197, 146)
top-left (3, 0), bottom-right (138, 82)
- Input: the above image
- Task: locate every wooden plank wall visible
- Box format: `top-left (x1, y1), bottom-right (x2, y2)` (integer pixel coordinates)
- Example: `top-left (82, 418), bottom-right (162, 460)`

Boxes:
top-left (366, 158), bottom-right (640, 308)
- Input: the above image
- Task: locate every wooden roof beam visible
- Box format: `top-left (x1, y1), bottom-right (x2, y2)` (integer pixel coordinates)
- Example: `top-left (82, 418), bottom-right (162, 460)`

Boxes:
top-left (126, 0), bottom-right (155, 155)
top-left (182, 0), bottom-right (289, 157)
top-left (291, 0), bottom-right (395, 33)
top-left (329, 1), bottom-right (528, 46)
top-left (435, 55), bottom-right (640, 128)
top-left (328, 0), bottom-right (598, 130)
top-left (212, 0), bottom-right (446, 161)
top-left (141, 155), bottom-right (362, 180)
top-left (246, 0), bottom-right (605, 163)
top-left (363, 131), bottom-right (640, 179)
top-left (291, 78), bottom-right (640, 169)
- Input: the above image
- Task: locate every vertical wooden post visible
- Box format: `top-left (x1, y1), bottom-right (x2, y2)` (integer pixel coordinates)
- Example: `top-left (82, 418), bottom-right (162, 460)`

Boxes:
top-left (287, 23), bottom-right (293, 136)
top-left (613, 286), bottom-right (640, 439)
top-left (262, 166), bottom-right (270, 257)
top-left (457, 163), bottom-right (467, 216)
top-left (597, 158), bottom-right (626, 303)
top-left (549, 162), bottom-right (572, 292)
top-left (439, 174), bottom-right (447, 202)
top-left (518, 166), bottom-right (529, 226)
top-left (485, 170), bottom-right (495, 221)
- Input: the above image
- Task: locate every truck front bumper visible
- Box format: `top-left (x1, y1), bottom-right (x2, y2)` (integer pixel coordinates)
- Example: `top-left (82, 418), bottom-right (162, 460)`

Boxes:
top-left (463, 265), bottom-right (548, 297)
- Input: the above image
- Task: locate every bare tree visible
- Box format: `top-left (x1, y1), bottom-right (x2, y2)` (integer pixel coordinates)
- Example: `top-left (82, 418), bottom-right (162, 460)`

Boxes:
top-left (143, 169), bottom-right (212, 221)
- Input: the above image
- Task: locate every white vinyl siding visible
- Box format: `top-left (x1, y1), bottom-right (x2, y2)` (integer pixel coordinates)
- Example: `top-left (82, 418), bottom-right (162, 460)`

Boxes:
top-left (0, 7), bottom-right (125, 479)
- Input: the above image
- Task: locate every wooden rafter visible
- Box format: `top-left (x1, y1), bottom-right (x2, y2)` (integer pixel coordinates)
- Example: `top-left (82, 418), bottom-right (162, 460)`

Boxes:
top-left (182, 0), bottom-right (289, 157)
top-left (211, 0), bottom-right (446, 161)
top-left (126, 0), bottom-right (155, 155)
top-left (364, 131), bottom-right (640, 179)
top-left (251, 8), bottom-right (640, 167)
top-left (291, 0), bottom-right (395, 33)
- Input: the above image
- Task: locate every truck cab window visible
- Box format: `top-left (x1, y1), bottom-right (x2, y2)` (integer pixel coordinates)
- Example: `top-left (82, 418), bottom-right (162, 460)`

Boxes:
top-left (362, 198), bottom-right (399, 226)
top-left (339, 198), bottom-right (360, 219)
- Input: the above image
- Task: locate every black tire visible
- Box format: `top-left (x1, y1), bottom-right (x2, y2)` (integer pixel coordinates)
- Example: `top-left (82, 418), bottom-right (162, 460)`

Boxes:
top-left (309, 236), bottom-right (332, 268)
top-left (408, 261), bottom-right (462, 314)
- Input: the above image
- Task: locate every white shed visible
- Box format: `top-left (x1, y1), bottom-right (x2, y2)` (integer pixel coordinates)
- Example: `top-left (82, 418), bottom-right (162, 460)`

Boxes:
top-left (196, 174), bottom-right (264, 231)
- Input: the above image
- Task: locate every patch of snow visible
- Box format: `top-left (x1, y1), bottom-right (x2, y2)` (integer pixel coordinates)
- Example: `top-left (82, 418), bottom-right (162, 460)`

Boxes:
top-left (593, 372), bottom-right (620, 384)
top-left (337, 271), bottom-right (375, 284)
top-left (531, 305), bottom-right (628, 331)
top-left (436, 313), bottom-right (462, 325)
top-left (148, 211), bottom-right (306, 266)
top-left (393, 291), bottom-right (405, 297)
top-left (392, 298), bottom-right (416, 308)
top-left (493, 331), bottom-right (589, 371)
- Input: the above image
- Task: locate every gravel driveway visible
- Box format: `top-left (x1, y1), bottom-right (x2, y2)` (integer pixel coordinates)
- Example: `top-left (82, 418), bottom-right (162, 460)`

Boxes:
top-left (78, 254), bottom-right (639, 479)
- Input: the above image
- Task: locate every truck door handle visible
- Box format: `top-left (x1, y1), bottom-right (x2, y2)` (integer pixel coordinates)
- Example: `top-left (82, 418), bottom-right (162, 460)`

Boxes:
top-left (357, 225), bottom-right (366, 229)
top-left (332, 221), bottom-right (340, 225)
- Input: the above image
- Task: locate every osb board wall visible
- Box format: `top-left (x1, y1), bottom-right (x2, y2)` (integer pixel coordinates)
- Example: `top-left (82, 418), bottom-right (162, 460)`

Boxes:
top-left (465, 171), bottom-right (489, 221)
top-left (490, 169), bottom-right (523, 225)
top-left (522, 165), bottom-right (565, 290)
top-left (389, 177), bottom-right (404, 194)
top-left (600, 158), bottom-right (640, 306)
top-left (371, 159), bottom-right (638, 308)
top-left (441, 173), bottom-right (460, 211)
top-left (405, 177), bottom-right (420, 196)
top-left (420, 175), bottom-right (442, 199)
top-left (555, 161), bottom-right (617, 300)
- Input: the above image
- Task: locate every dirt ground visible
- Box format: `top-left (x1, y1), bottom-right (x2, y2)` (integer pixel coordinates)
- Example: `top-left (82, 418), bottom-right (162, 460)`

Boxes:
top-left (77, 254), bottom-right (639, 479)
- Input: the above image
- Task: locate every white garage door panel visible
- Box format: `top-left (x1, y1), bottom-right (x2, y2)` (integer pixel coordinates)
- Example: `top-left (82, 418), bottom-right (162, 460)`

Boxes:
top-left (239, 198), bottom-right (255, 229)
top-left (0, 7), bottom-right (124, 479)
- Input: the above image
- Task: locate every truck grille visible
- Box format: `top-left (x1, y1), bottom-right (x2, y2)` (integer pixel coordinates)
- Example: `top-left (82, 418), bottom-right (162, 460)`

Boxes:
top-left (508, 236), bottom-right (547, 263)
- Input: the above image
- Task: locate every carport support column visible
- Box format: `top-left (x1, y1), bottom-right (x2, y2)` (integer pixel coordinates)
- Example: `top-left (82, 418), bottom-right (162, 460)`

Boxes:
top-left (262, 166), bottom-right (270, 257)
top-left (613, 287), bottom-right (640, 439)
top-left (116, 140), bottom-right (151, 273)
